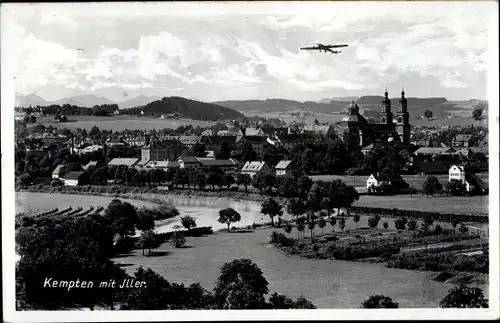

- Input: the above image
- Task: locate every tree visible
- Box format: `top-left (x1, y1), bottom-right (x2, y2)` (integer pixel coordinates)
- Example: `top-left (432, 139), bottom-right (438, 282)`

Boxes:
top-left (446, 179), bottom-right (466, 196)
top-left (407, 220), bottom-right (417, 231)
top-left (136, 209), bottom-right (155, 232)
top-left (215, 142), bottom-right (232, 159)
top-left (307, 219), bottom-right (316, 238)
top-left (330, 217), bottom-right (337, 232)
top-left (318, 217), bottom-right (326, 235)
top-left (236, 173), bottom-right (251, 192)
top-left (353, 214), bottom-right (360, 229)
top-left (138, 230), bottom-right (161, 256)
top-left (423, 213), bottom-right (434, 231)
top-left (422, 176), bottom-right (443, 196)
top-left (284, 223), bottom-right (292, 235)
top-left (207, 172), bottom-right (223, 191)
top-left (383, 221), bottom-right (389, 230)
top-left (195, 172), bottom-right (207, 191)
top-left (180, 215), bottom-right (197, 231)
top-left (338, 218), bottom-right (346, 232)
top-left (260, 198), bottom-right (283, 227)
top-left (394, 219), bottom-right (405, 230)
top-left (16, 173), bottom-right (32, 188)
top-left (223, 173), bottom-right (235, 189)
top-left (459, 223), bottom-right (469, 235)
top-left (472, 108), bottom-right (482, 120)
top-left (368, 215), bottom-right (380, 230)
top-left (171, 231), bottom-right (186, 248)
top-left (451, 219), bottom-right (459, 235)
top-left (251, 172), bottom-right (265, 195)
top-left (218, 208), bottom-right (241, 232)
top-left (286, 198), bottom-right (306, 221)
top-left (213, 259), bottom-right (269, 309)
top-left (472, 101), bottom-right (486, 121)
top-left (296, 217), bottom-right (305, 240)
top-left (361, 295), bottom-right (399, 308)
top-left (268, 293), bottom-right (317, 309)
top-left (297, 175), bottom-right (313, 198)
top-left (424, 110), bottom-right (433, 119)
top-left (439, 285), bottom-right (488, 308)
top-left (104, 199), bottom-right (138, 236)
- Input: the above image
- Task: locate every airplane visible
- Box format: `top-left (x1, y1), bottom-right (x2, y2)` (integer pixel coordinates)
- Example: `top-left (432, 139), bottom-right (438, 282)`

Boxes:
top-left (300, 43), bottom-right (348, 54)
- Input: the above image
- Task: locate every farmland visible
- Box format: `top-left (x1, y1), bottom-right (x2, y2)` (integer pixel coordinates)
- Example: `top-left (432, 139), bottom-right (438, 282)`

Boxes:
top-left (15, 192), bottom-right (157, 214)
top-left (30, 115), bottom-right (215, 131)
top-left (353, 195), bottom-right (488, 215)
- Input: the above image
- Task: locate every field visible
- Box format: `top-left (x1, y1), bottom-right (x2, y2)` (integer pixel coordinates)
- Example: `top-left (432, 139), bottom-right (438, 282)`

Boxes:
top-left (114, 223), bottom-right (475, 309)
top-left (310, 174), bottom-right (489, 189)
top-left (354, 195), bottom-right (488, 215)
top-left (16, 192), bottom-right (488, 308)
top-left (30, 115), bottom-right (215, 131)
top-left (15, 192), bottom-right (157, 214)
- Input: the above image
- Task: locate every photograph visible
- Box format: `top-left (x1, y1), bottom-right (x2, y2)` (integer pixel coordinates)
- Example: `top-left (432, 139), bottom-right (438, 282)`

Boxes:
top-left (2, 1), bottom-right (498, 321)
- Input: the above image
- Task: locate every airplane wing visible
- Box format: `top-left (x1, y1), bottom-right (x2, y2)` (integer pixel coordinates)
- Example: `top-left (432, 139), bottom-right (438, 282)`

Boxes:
top-left (325, 44), bottom-right (348, 48)
top-left (300, 46), bottom-right (319, 50)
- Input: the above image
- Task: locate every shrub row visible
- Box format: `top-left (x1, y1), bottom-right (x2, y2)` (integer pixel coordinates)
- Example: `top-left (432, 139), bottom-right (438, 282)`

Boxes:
top-left (329, 244), bottom-right (401, 260)
top-left (351, 206), bottom-right (488, 223)
top-left (387, 252), bottom-right (488, 273)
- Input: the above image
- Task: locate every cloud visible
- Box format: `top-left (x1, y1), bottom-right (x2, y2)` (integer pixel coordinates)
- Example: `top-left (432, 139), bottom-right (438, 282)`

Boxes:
top-left (9, 2), bottom-right (493, 101)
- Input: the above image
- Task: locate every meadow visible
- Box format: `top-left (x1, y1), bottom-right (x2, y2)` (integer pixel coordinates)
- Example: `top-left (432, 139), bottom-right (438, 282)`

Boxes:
top-left (353, 194), bottom-right (488, 215)
top-left (114, 224), bottom-right (475, 309)
top-left (31, 115), bottom-right (215, 131)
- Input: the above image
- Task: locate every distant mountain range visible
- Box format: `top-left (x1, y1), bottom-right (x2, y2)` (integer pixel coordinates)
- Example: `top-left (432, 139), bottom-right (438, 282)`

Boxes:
top-left (16, 93), bottom-right (485, 121)
top-left (15, 94), bottom-right (162, 109)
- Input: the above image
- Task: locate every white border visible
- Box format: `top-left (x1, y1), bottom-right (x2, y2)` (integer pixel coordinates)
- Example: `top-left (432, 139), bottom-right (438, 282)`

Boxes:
top-left (2, 1), bottom-right (499, 321)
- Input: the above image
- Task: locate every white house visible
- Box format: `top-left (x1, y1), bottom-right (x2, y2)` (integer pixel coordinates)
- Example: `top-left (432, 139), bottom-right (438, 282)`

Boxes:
top-left (448, 165), bottom-right (473, 192)
top-left (240, 161), bottom-right (272, 178)
top-left (275, 160), bottom-right (297, 178)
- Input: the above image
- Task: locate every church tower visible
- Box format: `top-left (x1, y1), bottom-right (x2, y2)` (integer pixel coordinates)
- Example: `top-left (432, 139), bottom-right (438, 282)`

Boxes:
top-left (396, 88), bottom-right (410, 145)
top-left (379, 89), bottom-right (393, 126)
top-left (345, 101), bottom-right (361, 151)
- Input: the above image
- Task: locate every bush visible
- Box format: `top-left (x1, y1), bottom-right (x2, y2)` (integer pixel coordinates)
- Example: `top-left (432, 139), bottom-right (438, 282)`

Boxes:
top-left (115, 235), bottom-right (136, 254)
top-left (270, 231), bottom-right (295, 247)
top-left (171, 232), bottom-right (186, 248)
top-left (312, 244), bottom-right (320, 253)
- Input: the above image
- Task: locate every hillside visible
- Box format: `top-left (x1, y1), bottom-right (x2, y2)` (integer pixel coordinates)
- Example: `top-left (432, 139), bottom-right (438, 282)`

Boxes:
top-left (143, 96), bottom-right (243, 121)
top-left (118, 95), bottom-right (162, 108)
top-left (214, 99), bottom-right (349, 114)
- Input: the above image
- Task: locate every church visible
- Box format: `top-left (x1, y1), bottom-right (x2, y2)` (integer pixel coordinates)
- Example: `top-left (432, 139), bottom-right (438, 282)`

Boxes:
top-left (338, 89), bottom-right (411, 152)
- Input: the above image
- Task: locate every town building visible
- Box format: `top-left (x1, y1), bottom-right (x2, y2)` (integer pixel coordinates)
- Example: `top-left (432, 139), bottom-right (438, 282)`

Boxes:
top-left (240, 136), bottom-right (269, 158)
top-left (366, 172), bottom-right (408, 191)
top-left (452, 134), bottom-right (474, 148)
top-left (140, 137), bottom-right (185, 165)
top-left (413, 160), bottom-right (449, 175)
top-left (301, 124), bottom-right (333, 136)
top-left (240, 161), bottom-right (272, 178)
top-left (82, 161), bottom-right (98, 170)
top-left (274, 160), bottom-right (298, 178)
top-left (177, 156), bottom-right (201, 169)
top-left (107, 158), bottom-right (140, 167)
top-left (198, 159), bottom-right (239, 171)
top-left (338, 89), bottom-right (411, 152)
top-left (62, 171), bottom-right (84, 186)
top-left (448, 165), bottom-right (489, 194)
top-left (52, 165), bottom-right (64, 179)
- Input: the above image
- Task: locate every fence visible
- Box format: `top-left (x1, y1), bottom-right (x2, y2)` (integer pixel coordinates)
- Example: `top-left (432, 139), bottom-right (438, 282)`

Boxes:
top-left (350, 206), bottom-right (488, 224)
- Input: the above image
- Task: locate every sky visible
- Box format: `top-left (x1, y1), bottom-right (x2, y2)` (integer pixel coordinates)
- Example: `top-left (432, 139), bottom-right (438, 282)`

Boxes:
top-left (3, 2), bottom-right (495, 103)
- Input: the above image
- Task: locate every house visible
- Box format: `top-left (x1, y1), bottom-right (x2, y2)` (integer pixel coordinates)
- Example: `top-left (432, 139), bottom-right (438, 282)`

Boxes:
top-left (177, 156), bottom-right (201, 169)
top-left (240, 161), bottom-right (272, 178)
top-left (413, 147), bottom-right (457, 156)
top-left (52, 165), bottom-right (65, 179)
top-left (300, 124), bottom-right (332, 136)
top-left (107, 158), bottom-right (140, 167)
top-left (198, 159), bottom-right (239, 171)
top-left (413, 160), bottom-right (449, 175)
top-left (361, 143), bottom-right (383, 155)
top-left (452, 134), bottom-right (473, 148)
top-left (275, 160), bottom-right (298, 178)
top-left (241, 127), bottom-right (265, 136)
top-left (240, 136), bottom-right (269, 158)
top-left (366, 172), bottom-right (408, 190)
top-left (105, 138), bottom-right (128, 147)
top-left (82, 161), bottom-right (98, 170)
top-left (141, 138), bottom-right (185, 164)
top-left (449, 165), bottom-right (474, 192)
top-left (276, 134), bottom-right (310, 152)
top-left (62, 171), bottom-right (84, 186)
top-left (144, 160), bottom-right (180, 171)
top-left (178, 136), bottom-right (202, 148)
top-left (200, 136), bottom-right (240, 152)
top-left (123, 136), bottom-right (147, 147)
